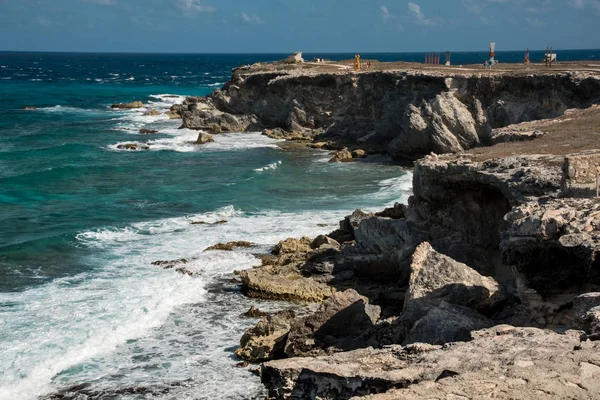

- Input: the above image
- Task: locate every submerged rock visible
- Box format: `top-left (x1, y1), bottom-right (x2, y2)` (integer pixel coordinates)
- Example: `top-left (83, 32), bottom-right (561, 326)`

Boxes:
top-left (204, 241), bottom-right (254, 251)
top-left (143, 109), bottom-right (162, 116)
top-left (244, 306), bottom-right (269, 318)
top-left (116, 143), bottom-right (150, 150)
top-left (139, 129), bottom-right (159, 134)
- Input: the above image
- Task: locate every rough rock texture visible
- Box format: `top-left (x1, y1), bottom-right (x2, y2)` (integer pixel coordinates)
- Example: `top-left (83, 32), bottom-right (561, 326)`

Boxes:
top-left (285, 290), bottom-right (381, 357)
top-left (501, 198), bottom-right (600, 299)
top-left (562, 151), bottom-right (600, 197)
top-left (143, 109), bottom-right (162, 116)
top-left (403, 301), bottom-right (492, 345)
top-left (111, 101), bottom-right (144, 109)
top-left (262, 327), bottom-right (600, 400)
top-left (188, 69), bottom-right (600, 158)
top-left (329, 149), bottom-right (354, 163)
top-left (236, 310), bottom-right (296, 362)
top-left (181, 109), bottom-right (262, 133)
top-left (273, 237), bottom-right (313, 255)
top-left (239, 263), bottom-right (334, 302)
top-left (402, 242), bottom-right (505, 327)
top-left (195, 131), bottom-right (215, 144)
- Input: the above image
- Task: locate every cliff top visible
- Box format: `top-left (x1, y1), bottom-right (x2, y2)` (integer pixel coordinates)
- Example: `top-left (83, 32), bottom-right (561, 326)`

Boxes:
top-left (235, 59), bottom-right (600, 78)
top-left (462, 105), bottom-right (600, 162)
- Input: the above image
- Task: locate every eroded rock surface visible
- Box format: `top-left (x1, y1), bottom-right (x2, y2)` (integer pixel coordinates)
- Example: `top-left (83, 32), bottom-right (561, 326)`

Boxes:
top-left (262, 327), bottom-right (600, 400)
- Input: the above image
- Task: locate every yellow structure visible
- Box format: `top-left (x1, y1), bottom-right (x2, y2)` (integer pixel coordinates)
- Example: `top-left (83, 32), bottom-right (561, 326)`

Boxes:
top-left (354, 54), bottom-right (361, 71)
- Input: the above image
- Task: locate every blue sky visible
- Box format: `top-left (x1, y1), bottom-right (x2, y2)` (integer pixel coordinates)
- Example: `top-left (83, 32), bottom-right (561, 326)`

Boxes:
top-left (0, 0), bottom-right (598, 53)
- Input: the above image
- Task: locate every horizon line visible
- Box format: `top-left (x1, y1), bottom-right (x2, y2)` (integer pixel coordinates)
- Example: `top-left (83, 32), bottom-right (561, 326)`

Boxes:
top-left (1, 48), bottom-right (599, 56)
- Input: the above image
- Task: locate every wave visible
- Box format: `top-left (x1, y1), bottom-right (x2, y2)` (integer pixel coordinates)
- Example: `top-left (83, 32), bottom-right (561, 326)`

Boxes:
top-left (254, 160), bottom-right (282, 172)
top-left (207, 82), bottom-right (224, 87)
top-left (108, 132), bottom-right (283, 153)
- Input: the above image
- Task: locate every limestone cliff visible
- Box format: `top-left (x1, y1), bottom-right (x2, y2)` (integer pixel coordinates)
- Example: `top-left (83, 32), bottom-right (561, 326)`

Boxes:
top-left (182, 68), bottom-right (600, 158)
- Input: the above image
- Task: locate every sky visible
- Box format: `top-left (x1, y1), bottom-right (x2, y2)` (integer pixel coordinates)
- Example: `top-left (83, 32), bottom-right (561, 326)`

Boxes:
top-left (0, 0), bottom-right (598, 53)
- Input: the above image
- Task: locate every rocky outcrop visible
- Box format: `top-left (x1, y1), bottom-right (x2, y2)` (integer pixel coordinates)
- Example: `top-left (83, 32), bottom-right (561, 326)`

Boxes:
top-left (111, 101), bottom-right (144, 109)
top-left (403, 301), bottom-right (492, 345)
top-left (195, 132), bottom-right (214, 144)
top-left (262, 327), bottom-right (600, 400)
top-left (402, 242), bottom-right (505, 327)
top-left (139, 129), bottom-right (159, 134)
top-left (501, 198), bottom-right (600, 299)
top-left (284, 290), bottom-right (381, 357)
top-left (236, 310), bottom-right (296, 362)
top-left (176, 69), bottom-right (600, 158)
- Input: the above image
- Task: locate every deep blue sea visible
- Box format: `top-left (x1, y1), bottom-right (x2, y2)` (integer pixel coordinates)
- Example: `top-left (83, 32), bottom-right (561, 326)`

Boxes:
top-left (0, 50), bottom-right (598, 399)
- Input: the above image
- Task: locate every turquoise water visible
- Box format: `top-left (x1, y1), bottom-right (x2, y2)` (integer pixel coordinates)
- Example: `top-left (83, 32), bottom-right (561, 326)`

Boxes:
top-left (0, 53), bottom-right (412, 399)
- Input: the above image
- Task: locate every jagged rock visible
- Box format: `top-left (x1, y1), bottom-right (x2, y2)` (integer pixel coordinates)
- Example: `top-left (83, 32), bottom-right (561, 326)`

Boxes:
top-left (329, 149), bottom-right (353, 163)
top-left (272, 237), bottom-right (312, 255)
top-left (403, 302), bottom-right (492, 345)
top-left (143, 109), bottom-right (162, 116)
top-left (501, 198), bottom-right (600, 298)
top-left (235, 310), bottom-right (296, 362)
top-left (111, 101), bottom-right (144, 109)
top-left (310, 235), bottom-right (340, 250)
top-left (195, 132), bottom-right (215, 144)
top-left (374, 203), bottom-right (406, 219)
top-left (139, 129), bottom-right (159, 134)
top-left (340, 210), bottom-right (374, 236)
top-left (284, 290), bottom-right (381, 357)
top-left (116, 143), bottom-right (150, 150)
top-left (204, 241), bottom-right (254, 251)
top-left (337, 216), bottom-right (417, 282)
top-left (239, 263), bottom-right (334, 302)
top-left (165, 110), bottom-right (181, 119)
top-left (244, 306), bottom-right (269, 318)
top-left (351, 149), bottom-right (367, 159)
top-left (402, 242), bottom-right (505, 327)
top-left (262, 327), bottom-right (600, 400)
top-left (181, 109), bottom-right (262, 133)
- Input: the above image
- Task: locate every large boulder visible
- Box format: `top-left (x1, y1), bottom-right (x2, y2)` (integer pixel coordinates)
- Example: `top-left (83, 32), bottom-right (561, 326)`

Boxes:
top-left (239, 263), bottom-right (334, 303)
top-left (181, 109), bottom-right (262, 133)
top-left (403, 302), bottom-right (492, 345)
top-left (195, 131), bottom-right (215, 144)
top-left (328, 148), bottom-right (354, 163)
top-left (235, 310), bottom-right (296, 362)
top-left (402, 242), bottom-right (505, 327)
top-left (284, 290), bottom-right (381, 357)
top-left (273, 237), bottom-right (312, 255)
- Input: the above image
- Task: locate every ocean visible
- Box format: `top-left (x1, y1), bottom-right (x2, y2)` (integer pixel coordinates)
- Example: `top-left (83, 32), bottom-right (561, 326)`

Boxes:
top-left (0, 50), bottom-right (598, 399)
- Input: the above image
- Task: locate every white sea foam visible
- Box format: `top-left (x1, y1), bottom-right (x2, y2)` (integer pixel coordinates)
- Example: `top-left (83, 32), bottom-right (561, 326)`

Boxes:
top-left (254, 160), bottom-right (282, 172)
top-left (207, 82), bottom-right (224, 87)
top-left (202, 132), bottom-right (283, 151)
top-left (0, 165), bottom-right (412, 399)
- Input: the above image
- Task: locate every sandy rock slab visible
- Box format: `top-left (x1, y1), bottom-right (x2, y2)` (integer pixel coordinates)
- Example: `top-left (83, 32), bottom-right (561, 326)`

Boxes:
top-left (262, 327), bottom-right (600, 400)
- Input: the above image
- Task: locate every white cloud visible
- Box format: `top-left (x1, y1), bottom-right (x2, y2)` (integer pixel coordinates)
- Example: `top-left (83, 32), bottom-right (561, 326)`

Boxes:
top-left (175, 0), bottom-right (216, 13)
top-left (408, 2), bottom-right (435, 25)
top-left (242, 13), bottom-right (264, 24)
top-left (569, 0), bottom-right (600, 13)
top-left (380, 6), bottom-right (394, 19)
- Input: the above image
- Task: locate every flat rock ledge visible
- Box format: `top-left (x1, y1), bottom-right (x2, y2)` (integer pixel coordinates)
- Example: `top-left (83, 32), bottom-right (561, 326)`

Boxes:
top-left (262, 327), bottom-right (600, 400)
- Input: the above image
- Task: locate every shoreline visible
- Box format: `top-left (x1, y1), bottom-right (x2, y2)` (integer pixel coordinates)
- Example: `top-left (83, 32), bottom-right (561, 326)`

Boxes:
top-left (167, 60), bottom-right (600, 399)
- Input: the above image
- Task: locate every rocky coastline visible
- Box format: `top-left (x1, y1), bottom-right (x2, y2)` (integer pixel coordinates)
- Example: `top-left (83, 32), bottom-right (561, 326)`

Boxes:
top-left (174, 63), bottom-right (600, 399)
